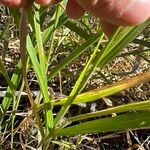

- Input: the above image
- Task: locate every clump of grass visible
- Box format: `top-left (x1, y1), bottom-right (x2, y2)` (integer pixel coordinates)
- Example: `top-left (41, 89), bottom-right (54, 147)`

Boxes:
top-left (0, 1), bottom-right (150, 149)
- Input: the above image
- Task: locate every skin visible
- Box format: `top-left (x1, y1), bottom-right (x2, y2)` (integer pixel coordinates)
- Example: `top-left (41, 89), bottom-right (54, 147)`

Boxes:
top-left (0, 0), bottom-right (150, 35)
top-left (0, 0), bottom-right (53, 7)
top-left (66, 0), bottom-right (150, 35)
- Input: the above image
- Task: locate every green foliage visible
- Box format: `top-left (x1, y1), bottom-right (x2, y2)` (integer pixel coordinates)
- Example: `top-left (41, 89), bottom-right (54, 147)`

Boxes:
top-left (0, 2), bottom-right (150, 149)
top-left (57, 111), bottom-right (150, 136)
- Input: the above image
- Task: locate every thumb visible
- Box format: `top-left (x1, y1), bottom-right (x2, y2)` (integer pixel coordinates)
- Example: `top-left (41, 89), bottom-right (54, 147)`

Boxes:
top-left (35, 0), bottom-right (61, 5)
top-left (66, 0), bottom-right (85, 19)
top-left (0, 0), bottom-right (27, 8)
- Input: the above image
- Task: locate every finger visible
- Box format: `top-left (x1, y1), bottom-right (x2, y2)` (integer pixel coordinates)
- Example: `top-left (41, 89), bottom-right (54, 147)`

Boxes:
top-left (35, 0), bottom-right (60, 5)
top-left (75, 0), bottom-right (98, 10)
top-left (0, 0), bottom-right (34, 8)
top-left (95, 0), bottom-right (150, 25)
top-left (0, 0), bottom-right (24, 7)
top-left (66, 0), bottom-right (85, 19)
top-left (100, 20), bottom-right (117, 36)
top-left (120, 0), bottom-right (150, 25)
top-left (35, 0), bottom-right (51, 5)
top-left (76, 0), bottom-right (150, 26)
top-left (75, 0), bottom-right (129, 25)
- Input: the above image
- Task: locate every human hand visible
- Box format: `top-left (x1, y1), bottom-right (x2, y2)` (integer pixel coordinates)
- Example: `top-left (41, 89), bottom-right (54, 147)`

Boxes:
top-left (66, 0), bottom-right (150, 35)
top-left (1, 0), bottom-right (150, 35)
top-left (0, 0), bottom-right (60, 8)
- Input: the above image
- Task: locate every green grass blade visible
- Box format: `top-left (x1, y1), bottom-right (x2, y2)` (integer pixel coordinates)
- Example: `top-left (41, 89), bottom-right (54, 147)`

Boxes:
top-left (47, 5), bottom-right (62, 64)
top-left (53, 20), bottom-right (150, 127)
top-left (34, 4), bottom-right (46, 72)
top-left (48, 31), bottom-right (103, 80)
top-left (0, 62), bottom-right (22, 122)
top-left (51, 71), bottom-right (150, 105)
top-left (67, 100), bottom-right (150, 123)
top-left (64, 20), bottom-right (90, 40)
top-left (56, 111), bottom-right (150, 136)
top-left (54, 33), bottom-right (104, 126)
top-left (97, 19), bottom-right (150, 67)
top-left (0, 58), bottom-right (15, 90)
top-left (26, 35), bottom-right (53, 129)
top-left (42, 13), bottom-right (68, 46)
